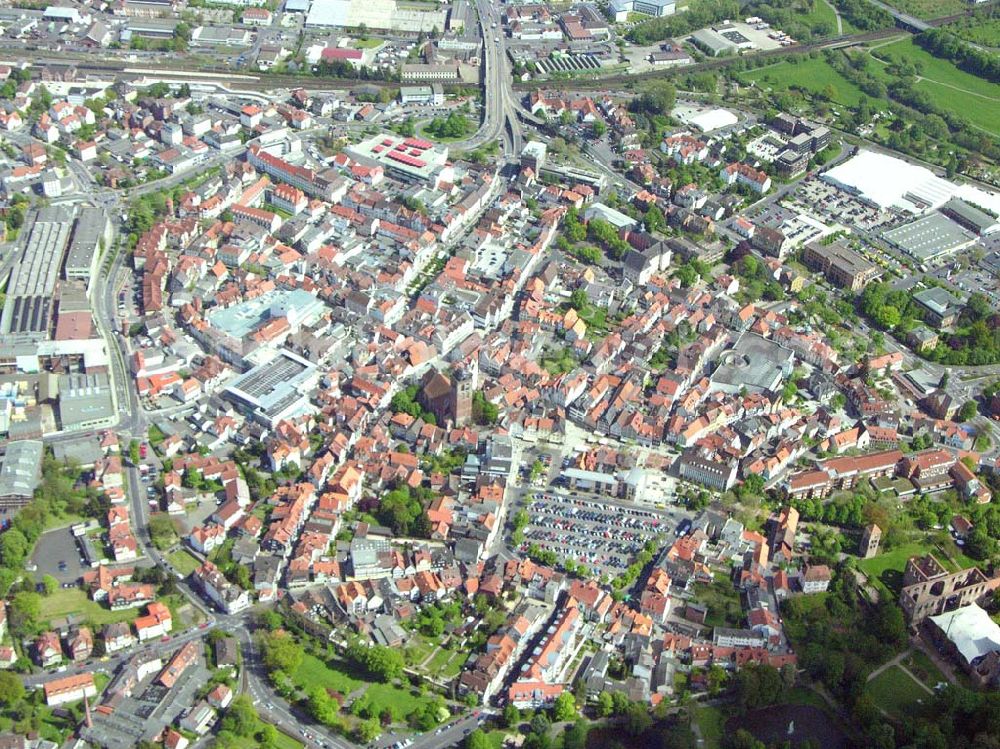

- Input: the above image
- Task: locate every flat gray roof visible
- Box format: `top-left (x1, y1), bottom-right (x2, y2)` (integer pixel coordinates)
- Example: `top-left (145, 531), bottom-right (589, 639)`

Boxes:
top-left (0, 439), bottom-right (43, 499)
top-left (58, 372), bottom-right (115, 429)
top-left (882, 212), bottom-right (976, 262)
top-left (1, 207), bottom-right (75, 338)
top-left (65, 207), bottom-right (109, 277)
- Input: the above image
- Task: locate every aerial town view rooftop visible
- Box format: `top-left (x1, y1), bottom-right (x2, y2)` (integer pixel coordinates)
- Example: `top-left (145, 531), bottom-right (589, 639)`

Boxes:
top-left (0, 0), bottom-right (998, 747)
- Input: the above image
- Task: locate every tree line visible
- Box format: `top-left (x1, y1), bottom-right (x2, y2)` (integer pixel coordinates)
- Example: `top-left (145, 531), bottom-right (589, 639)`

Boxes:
top-left (917, 28), bottom-right (1000, 85)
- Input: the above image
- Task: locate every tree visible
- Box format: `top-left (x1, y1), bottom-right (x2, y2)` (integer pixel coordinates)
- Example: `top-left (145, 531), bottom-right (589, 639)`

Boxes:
top-left (957, 400), bottom-right (978, 422)
top-left (148, 513), bottom-right (178, 550)
top-left (735, 664), bottom-right (785, 711)
top-left (259, 630), bottom-right (304, 674)
top-left (596, 691), bottom-right (614, 717)
top-left (0, 671), bottom-right (24, 706)
top-left (464, 730), bottom-right (492, 749)
top-left (10, 591), bottom-right (41, 634)
top-left (356, 717), bottom-right (381, 743)
top-left (221, 695), bottom-right (260, 737)
top-left (569, 289), bottom-right (588, 311)
top-left (632, 82), bottom-right (676, 115)
top-left (0, 529), bottom-right (29, 568)
top-left (624, 702), bottom-right (652, 736)
top-left (503, 702), bottom-right (521, 728)
top-left (563, 722), bottom-right (589, 749)
top-left (553, 691), bottom-right (577, 721)
top-left (347, 642), bottom-right (405, 682)
top-left (530, 713), bottom-right (551, 737)
top-left (41, 575), bottom-right (59, 596)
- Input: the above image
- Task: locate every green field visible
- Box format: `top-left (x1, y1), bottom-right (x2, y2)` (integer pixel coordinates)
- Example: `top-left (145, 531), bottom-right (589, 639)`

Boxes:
top-left (292, 653), bottom-right (361, 695)
top-left (167, 549), bottom-right (202, 575)
top-left (739, 56), bottom-right (870, 108)
top-left (866, 665), bottom-right (931, 718)
top-left (873, 38), bottom-right (1000, 136)
top-left (39, 587), bottom-right (136, 628)
top-left (351, 38), bottom-right (384, 49)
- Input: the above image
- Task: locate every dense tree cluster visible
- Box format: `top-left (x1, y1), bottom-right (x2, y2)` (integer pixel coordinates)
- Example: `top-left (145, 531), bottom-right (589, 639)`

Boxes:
top-left (585, 218), bottom-right (631, 260)
top-left (372, 483), bottom-right (434, 537)
top-left (345, 641), bottom-right (406, 682)
top-left (732, 255), bottom-right (786, 303)
top-left (784, 564), bottom-right (908, 721)
top-left (629, 82), bottom-right (677, 117)
top-left (424, 112), bottom-right (472, 139)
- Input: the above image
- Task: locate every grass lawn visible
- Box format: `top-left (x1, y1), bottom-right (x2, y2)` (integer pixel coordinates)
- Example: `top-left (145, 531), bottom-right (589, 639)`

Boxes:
top-left (858, 542), bottom-right (927, 596)
top-left (441, 651), bottom-right (467, 678)
top-left (784, 685), bottom-right (830, 711)
top-left (867, 665), bottom-right (931, 718)
top-left (358, 682), bottom-right (430, 721)
top-left (694, 705), bottom-right (724, 749)
top-left (872, 38), bottom-right (1000, 136)
top-left (233, 731), bottom-right (303, 749)
top-left (292, 653), bottom-right (362, 695)
top-left (738, 56), bottom-right (870, 109)
top-left (404, 638), bottom-right (435, 667)
top-left (43, 512), bottom-right (87, 531)
top-left (425, 647), bottom-right (455, 674)
top-left (167, 549), bottom-right (202, 575)
top-left (695, 579), bottom-right (744, 629)
top-left (351, 37), bottom-right (384, 48)
top-left (291, 653), bottom-right (435, 723)
top-left (39, 587), bottom-right (136, 628)
top-left (904, 650), bottom-right (948, 689)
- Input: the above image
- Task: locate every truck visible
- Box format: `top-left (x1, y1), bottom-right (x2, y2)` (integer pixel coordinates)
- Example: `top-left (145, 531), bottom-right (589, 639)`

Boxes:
top-left (139, 443), bottom-right (148, 459)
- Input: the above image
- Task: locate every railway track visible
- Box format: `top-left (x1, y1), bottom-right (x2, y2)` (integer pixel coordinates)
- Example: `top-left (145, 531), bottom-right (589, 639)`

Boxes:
top-left (511, 28), bottom-right (902, 91)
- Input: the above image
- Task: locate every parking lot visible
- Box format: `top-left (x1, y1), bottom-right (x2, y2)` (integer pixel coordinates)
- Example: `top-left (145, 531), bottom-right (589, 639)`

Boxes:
top-left (518, 493), bottom-right (671, 574)
top-left (31, 526), bottom-right (88, 584)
